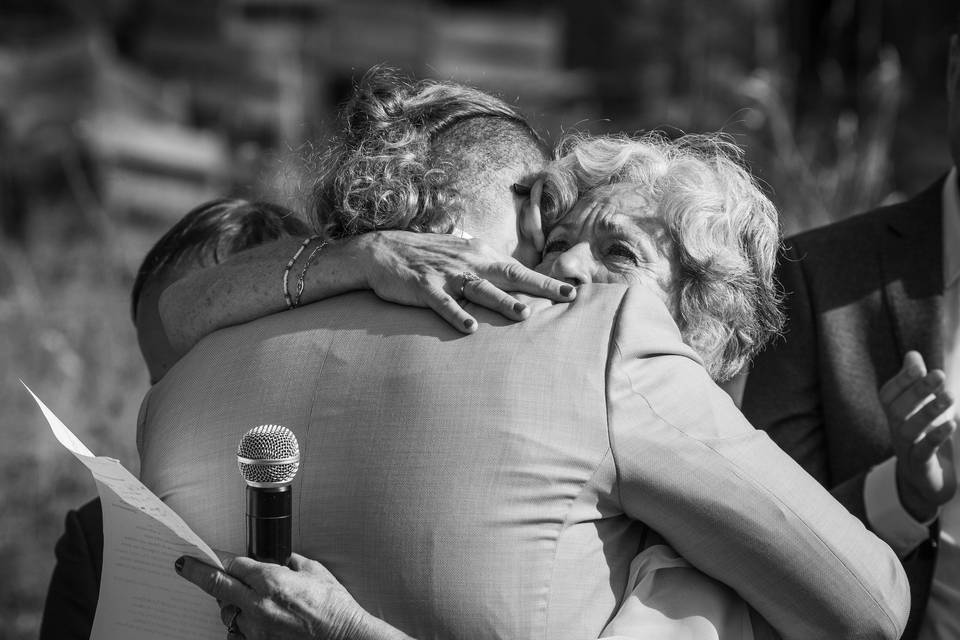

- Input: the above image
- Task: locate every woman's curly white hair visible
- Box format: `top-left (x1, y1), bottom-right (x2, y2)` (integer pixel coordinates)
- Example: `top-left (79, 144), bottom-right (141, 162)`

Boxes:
top-left (539, 132), bottom-right (784, 381)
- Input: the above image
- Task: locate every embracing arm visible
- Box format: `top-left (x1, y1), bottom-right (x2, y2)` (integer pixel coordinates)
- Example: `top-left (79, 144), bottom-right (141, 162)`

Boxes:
top-left (607, 285), bottom-right (909, 640)
top-left (159, 236), bottom-right (366, 357)
top-left (159, 230), bottom-right (575, 358)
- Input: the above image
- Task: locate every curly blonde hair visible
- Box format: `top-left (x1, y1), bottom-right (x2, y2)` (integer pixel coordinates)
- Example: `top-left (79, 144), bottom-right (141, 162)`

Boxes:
top-left (538, 132), bottom-right (784, 381)
top-left (310, 68), bottom-right (546, 238)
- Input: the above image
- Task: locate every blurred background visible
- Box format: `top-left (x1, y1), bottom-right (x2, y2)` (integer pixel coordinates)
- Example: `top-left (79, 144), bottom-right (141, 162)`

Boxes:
top-left (0, 0), bottom-right (955, 635)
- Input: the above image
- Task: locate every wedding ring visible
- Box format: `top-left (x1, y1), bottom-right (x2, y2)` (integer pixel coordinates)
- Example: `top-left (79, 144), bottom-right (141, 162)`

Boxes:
top-left (458, 272), bottom-right (482, 298)
top-left (226, 608), bottom-right (241, 635)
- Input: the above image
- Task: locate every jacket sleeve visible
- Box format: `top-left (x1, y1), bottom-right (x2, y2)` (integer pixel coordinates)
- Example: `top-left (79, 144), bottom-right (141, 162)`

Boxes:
top-left (606, 285), bottom-right (909, 640)
top-left (39, 498), bottom-right (103, 640)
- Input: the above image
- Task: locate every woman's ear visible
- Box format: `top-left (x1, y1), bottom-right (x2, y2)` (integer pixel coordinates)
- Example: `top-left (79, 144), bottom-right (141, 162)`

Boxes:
top-left (517, 178), bottom-right (546, 252)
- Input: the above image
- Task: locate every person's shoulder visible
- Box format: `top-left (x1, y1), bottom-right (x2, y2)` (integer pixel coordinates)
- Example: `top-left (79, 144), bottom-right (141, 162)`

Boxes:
top-left (559, 282), bottom-right (631, 313)
top-left (56, 497), bottom-right (103, 562)
top-left (602, 284), bottom-right (702, 365)
top-left (787, 208), bottom-right (886, 259)
top-left (787, 178), bottom-right (944, 257)
top-left (187, 291), bottom-right (409, 352)
top-left (475, 284), bottom-right (631, 352)
top-left (74, 497), bottom-right (102, 524)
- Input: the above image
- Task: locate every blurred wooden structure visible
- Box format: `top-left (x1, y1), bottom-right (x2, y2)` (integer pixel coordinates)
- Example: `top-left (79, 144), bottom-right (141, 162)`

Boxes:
top-left (0, 27), bottom-right (231, 231)
top-left (1, 0), bottom-right (957, 242)
top-left (1, 0), bottom-right (592, 235)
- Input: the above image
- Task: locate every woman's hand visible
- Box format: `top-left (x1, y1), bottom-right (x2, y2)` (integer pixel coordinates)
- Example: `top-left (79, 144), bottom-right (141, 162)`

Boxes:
top-left (176, 552), bottom-right (413, 640)
top-left (358, 230), bottom-right (575, 333)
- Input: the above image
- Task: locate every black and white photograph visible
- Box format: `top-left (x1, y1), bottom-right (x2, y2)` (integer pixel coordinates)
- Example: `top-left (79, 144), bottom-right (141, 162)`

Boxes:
top-left (1, 1), bottom-right (957, 638)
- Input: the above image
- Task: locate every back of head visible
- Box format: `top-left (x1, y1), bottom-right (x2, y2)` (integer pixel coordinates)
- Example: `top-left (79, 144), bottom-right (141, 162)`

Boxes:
top-left (311, 68), bottom-right (548, 239)
top-left (131, 198), bottom-right (309, 321)
top-left (132, 198), bottom-right (309, 382)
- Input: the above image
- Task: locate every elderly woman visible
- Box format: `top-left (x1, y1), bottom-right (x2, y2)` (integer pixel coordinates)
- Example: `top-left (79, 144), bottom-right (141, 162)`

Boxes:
top-left (167, 131), bottom-right (890, 640)
top-left (532, 132), bottom-right (782, 383)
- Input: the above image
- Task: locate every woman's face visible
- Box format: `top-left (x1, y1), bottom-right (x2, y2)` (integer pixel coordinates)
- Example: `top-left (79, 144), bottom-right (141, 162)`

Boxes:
top-left (535, 184), bottom-right (678, 306)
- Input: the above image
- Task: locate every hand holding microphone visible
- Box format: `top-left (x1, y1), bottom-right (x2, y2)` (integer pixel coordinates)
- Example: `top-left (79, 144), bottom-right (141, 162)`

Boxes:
top-left (236, 424), bottom-right (300, 565)
top-left (178, 424), bottom-right (414, 639)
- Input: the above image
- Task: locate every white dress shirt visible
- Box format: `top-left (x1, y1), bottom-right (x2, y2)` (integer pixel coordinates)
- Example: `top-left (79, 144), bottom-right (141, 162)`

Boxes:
top-left (864, 167), bottom-right (960, 640)
top-left (601, 545), bottom-right (756, 640)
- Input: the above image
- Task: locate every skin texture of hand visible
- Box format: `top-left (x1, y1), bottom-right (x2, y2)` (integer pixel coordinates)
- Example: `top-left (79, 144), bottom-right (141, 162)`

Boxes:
top-left (878, 351), bottom-right (958, 522)
top-left (176, 552), bottom-right (413, 640)
top-left (359, 230), bottom-right (575, 333)
top-left (159, 229), bottom-right (575, 362)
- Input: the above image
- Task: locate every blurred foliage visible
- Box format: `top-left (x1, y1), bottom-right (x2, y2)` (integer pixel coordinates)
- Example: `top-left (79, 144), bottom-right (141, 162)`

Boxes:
top-left (0, 214), bottom-right (147, 636)
top-left (0, 0), bottom-right (957, 636)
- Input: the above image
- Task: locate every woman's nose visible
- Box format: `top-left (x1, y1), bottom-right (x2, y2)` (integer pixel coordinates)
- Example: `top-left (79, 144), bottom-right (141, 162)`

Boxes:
top-left (549, 243), bottom-right (595, 288)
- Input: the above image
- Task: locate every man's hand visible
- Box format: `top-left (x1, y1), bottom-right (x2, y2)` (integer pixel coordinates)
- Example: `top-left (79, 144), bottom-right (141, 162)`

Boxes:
top-left (358, 230), bottom-right (575, 333)
top-left (176, 552), bottom-right (412, 640)
top-left (879, 351), bottom-right (957, 522)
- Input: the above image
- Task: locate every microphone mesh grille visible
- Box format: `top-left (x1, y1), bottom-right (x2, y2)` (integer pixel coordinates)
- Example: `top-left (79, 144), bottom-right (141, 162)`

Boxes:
top-left (236, 424), bottom-right (300, 486)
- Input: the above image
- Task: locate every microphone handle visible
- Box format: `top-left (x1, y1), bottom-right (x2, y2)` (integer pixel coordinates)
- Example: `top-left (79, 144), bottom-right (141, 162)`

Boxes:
top-left (246, 485), bottom-right (292, 565)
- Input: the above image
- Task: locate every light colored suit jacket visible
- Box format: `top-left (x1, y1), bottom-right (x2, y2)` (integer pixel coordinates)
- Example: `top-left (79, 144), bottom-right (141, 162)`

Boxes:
top-left (139, 284), bottom-right (908, 640)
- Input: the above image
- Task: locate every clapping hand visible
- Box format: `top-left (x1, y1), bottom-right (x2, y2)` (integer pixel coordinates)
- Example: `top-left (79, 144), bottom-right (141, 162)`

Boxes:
top-left (879, 351), bottom-right (957, 522)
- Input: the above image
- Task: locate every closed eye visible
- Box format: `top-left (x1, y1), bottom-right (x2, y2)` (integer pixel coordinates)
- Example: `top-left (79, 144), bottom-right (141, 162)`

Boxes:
top-left (543, 239), bottom-right (570, 254)
top-left (605, 242), bottom-right (641, 266)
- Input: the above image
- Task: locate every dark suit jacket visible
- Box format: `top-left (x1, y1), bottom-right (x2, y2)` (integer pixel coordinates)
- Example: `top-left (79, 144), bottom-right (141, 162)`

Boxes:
top-left (39, 498), bottom-right (103, 640)
top-left (742, 177), bottom-right (946, 640)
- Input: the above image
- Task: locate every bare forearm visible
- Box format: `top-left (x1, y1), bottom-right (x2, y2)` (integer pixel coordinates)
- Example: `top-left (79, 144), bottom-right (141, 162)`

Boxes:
top-left (158, 229), bottom-right (575, 363)
top-left (159, 236), bottom-right (371, 356)
top-left (345, 612), bottom-right (416, 640)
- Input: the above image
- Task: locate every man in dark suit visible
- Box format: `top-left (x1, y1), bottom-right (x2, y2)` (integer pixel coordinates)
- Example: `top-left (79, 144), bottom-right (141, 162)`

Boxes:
top-left (742, 27), bottom-right (960, 640)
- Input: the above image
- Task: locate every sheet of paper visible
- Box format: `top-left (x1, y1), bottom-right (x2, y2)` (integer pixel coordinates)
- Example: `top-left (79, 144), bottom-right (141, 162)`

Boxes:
top-left (25, 383), bottom-right (226, 639)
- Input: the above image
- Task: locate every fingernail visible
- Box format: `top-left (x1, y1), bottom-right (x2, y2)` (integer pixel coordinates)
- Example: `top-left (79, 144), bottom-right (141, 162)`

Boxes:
top-left (174, 557), bottom-right (185, 573)
top-left (513, 303), bottom-right (527, 315)
top-left (560, 285), bottom-right (574, 297)
top-left (464, 318), bottom-right (476, 330)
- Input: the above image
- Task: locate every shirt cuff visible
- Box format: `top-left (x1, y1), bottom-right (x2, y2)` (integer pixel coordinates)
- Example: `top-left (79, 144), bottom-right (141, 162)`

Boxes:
top-left (864, 457), bottom-right (934, 556)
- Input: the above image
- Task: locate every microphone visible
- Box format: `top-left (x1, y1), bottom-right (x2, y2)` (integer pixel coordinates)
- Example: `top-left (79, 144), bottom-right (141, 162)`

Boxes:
top-left (236, 424), bottom-right (300, 565)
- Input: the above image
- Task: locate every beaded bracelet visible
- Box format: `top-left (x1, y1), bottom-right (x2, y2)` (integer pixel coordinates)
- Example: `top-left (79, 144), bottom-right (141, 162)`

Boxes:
top-left (283, 235), bottom-right (321, 310)
top-left (294, 240), bottom-right (328, 308)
